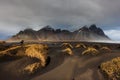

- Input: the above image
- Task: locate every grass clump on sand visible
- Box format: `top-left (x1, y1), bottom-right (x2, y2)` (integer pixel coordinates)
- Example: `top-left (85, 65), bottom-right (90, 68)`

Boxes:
top-left (61, 43), bottom-right (73, 49)
top-left (18, 44), bottom-right (48, 74)
top-left (100, 46), bottom-right (111, 52)
top-left (19, 44), bottom-right (48, 74)
top-left (75, 43), bottom-right (86, 49)
top-left (0, 44), bottom-right (48, 67)
top-left (82, 47), bottom-right (99, 55)
top-left (100, 57), bottom-right (120, 80)
top-left (24, 44), bottom-right (48, 67)
top-left (62, 47), bottom-right (73, 55)
top-left (0, 44), bottom-right (49, 74)
top-left (23, 62), bottom-right (41, 74)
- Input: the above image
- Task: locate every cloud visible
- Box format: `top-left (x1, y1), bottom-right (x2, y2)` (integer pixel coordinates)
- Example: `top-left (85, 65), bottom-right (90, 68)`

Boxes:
top-left (104, 29), bottom-right (120, 41)
top-left (0, 0), bottom-right (120, 40)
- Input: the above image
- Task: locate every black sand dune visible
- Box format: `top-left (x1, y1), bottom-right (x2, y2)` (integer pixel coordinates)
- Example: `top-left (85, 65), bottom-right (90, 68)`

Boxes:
top-left (0, 42), bottom-right (120, 80)
top-left (0, 44), bottom-right (65, 80)
top-left (31, 51), bottom-right (120, 80)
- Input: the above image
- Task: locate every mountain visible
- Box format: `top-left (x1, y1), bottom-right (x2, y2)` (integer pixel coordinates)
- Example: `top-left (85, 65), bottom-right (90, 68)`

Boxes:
top-left (8, 24), bottom-right (110, 41)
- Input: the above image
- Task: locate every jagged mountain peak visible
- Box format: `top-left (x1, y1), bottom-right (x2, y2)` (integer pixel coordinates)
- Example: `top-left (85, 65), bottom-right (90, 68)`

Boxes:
top-left (24, 28), bottom-right (35, 32)
top-left (61, 30), bottom-right (70, 33)
top-left (79, 26), bottom-right (89, 31)
top-left (40, 25), bottom-right (55, 31)
top-left (76, 24), bottom-right (106, 36)
top-left (55, 29), bottom-right (61, 33)
top-left (8, 24), bottom-right (110, 41)
top-left (89, 24), bottom-right (105, 36)
top-left (89, 24), bottom-right (97, 30)
top-left (17, 28), bottom-right (35, 35)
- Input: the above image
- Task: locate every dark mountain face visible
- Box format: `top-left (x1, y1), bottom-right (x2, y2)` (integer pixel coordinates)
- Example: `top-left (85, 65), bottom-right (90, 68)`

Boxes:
top-left (8, 24), bottom-right (110, 41)
top-left (79, 26), bottom-right (89, 31)
top-left (38, 25), bottom-right (55, 32)
top-left (89, 24), bottom-right (105, 36)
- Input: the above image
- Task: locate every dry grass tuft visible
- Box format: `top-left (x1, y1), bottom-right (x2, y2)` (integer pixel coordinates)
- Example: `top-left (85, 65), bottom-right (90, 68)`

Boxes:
top-left (100, 57), bottom-right (120, 80)
top-left (0, 45), bottom-right (21, 55)
top-left (23, 62), bottom-right (41, 74)
top-left (82, 47), bottom-right (99, 55)
top-left (0, 44), bottom-right (49, 74)
top-left (25, 44), bottom-right (48, 67)
top-left (0, 44), bottom-right (48, 66)
top-left (62, 47), bottom-right (73, 55)
top-left (61, 43), bottom-right (73, 49)
top-left (100, 46), bottom-right (111, 52)
top-left (75, 43), bottom-right (86, 48)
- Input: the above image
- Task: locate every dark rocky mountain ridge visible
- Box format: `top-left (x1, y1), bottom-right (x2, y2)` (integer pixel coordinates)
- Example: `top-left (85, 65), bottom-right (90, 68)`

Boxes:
top-left (8, 24), bottom-right (110, 41)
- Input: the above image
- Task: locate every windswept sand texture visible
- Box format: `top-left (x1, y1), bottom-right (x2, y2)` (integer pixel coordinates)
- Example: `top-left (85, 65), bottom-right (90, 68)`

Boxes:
top-left (0, 42), bottom-right (120, 80)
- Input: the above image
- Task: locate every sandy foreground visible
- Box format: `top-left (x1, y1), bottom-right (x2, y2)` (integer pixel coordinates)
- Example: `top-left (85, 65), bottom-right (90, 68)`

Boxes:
top-left (31, 52), bottom-right (120, 80)
top-left (0, 42), bottom-right (120, 80)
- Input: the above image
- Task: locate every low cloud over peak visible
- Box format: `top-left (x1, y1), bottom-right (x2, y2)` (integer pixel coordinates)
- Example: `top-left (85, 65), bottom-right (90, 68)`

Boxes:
top-left (0, 0), bottom-right (120, 40)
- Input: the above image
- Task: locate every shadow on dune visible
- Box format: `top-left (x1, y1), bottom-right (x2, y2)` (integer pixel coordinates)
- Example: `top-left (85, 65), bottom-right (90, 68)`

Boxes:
top-left (0, 46), bottom-right (65, 80)
top-left (73, 52), bottom-right (120, 80)
top-left (0, 55), bottom-right (22, 63)
top-left (0, 57), bottom-right (40, 80)
top-left (30, 51), bottom-right (65, 78)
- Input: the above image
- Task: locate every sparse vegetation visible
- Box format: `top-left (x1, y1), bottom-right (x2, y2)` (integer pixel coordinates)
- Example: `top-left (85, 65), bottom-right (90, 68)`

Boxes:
top-left (61, 43), bottom-right (73, 49)
top-left (0, 45), bottom-right (22, 56)
top-left (100, 46), bottom-right (111, 52)
top-left (82, 47), bottom-right (99, 55)
top-left (100, 57), bottom-right (120, 80)
top-left (0, 41), bottom-right (119, 80)
top-left (62, 47), bottom-right (73, 55)
top-left (23, 62), bottom-right (41, 74)
top-left (25, 44), bottom-right (48, 67)
top-left (75, 43), bottom-right (86, 48)
top-left (0, 44), bottom-right (49, 74)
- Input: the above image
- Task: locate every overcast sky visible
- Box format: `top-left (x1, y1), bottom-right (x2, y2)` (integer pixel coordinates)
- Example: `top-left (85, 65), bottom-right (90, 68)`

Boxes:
top-left (0, 0), bottom-right (120, 40)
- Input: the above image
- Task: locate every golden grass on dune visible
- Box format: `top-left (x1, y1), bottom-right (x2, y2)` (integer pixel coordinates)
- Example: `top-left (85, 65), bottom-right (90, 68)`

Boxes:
top-left (23, 62), bottom-right (41, 74)
top-left (61, 43), bottom-right (73, 49)
top-left (0, 44), bottom-right (49, 74)
top-left (0, 44), bottom-right (32, 54)
top-left (62, 47), bottom-right (73, 55)
top-left (0, 45), bottom-right (21, 55)
top-left (82, 47), bottom-right (99, 55)
top-left (100, 57), bottom-right (120, 80)
top-left (75, 43), bottom-right (86, 48)
top-left (25, 44), bottom-right (48, 67)
top-left (0, 44), bottom-right (48, 64)
top-left (21, 44), bottom-right (48, 74)
top-left (100, 46), bottom-right (111, 52)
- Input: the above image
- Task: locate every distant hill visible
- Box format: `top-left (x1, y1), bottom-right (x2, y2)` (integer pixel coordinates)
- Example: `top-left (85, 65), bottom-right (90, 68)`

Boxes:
top-left (8, 24), bottom-right (110, 41)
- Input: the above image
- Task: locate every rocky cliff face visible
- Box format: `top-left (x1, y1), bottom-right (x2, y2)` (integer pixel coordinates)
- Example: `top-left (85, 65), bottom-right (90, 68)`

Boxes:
top-left (8, 24), bottom-right (110, 41)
